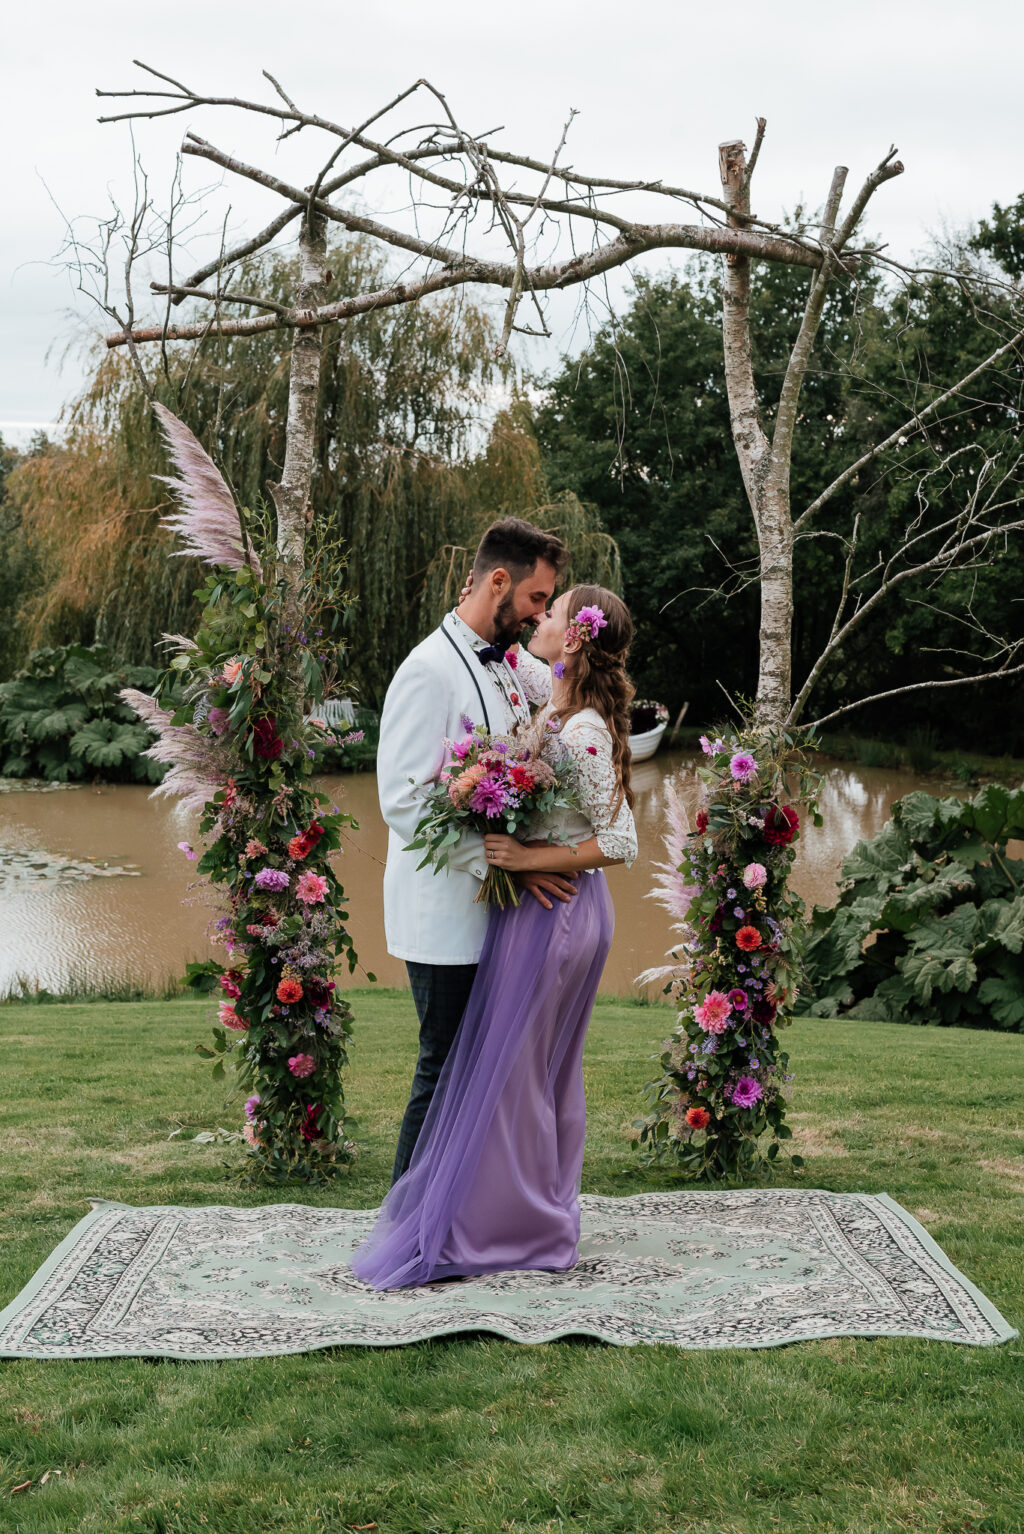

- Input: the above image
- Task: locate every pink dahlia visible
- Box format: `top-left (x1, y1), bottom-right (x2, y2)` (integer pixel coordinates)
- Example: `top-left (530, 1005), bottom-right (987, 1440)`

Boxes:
top-left (695, 990), bottom-right (733, 1034)
top-left (730, 752), bottom-right (758, 783)
top-left (295, 871), bottom-right (328, 905)
top-left (742, 862), bottom-right (767, 890)
top-left (288, 1053), bottom-right (316, 1079)
top-left (469, 774), bottom-right (508, 817)
top-left (730, 1076), bottom-right (764, 1109)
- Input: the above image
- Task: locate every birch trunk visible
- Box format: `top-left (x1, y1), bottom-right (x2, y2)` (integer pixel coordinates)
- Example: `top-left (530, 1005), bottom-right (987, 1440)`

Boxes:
top-left (268, 206), bottom-right (328, 665)
top-left (717, 137), bottom-right (791, 726)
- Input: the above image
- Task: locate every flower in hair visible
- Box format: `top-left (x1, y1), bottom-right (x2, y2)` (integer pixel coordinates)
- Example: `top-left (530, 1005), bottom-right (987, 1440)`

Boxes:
top-left (564, 605), bottom-right (607, 648)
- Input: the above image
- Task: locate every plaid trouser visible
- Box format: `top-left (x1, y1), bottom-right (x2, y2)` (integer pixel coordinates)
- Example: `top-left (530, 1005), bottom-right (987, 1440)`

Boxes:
top-left (391, 960), bottom-right (478, 1185)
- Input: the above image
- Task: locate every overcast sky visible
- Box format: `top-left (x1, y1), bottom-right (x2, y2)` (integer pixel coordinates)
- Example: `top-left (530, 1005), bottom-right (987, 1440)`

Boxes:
top-left (3, 0), bottom-right (1022, 444)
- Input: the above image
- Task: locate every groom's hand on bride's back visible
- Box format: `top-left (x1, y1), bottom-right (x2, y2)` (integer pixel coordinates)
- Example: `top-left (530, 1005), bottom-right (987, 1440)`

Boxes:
top-left (516, 871), bottom-right (578, 909)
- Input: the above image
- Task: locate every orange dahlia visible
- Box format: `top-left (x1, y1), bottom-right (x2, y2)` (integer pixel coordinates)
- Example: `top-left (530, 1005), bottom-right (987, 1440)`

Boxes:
top-left (685, 1106), bottom-right (711, 1130)
top-left (276, 977), bottom-right (304, 1004)
top-left (736, 925), bottom-right (762, 952)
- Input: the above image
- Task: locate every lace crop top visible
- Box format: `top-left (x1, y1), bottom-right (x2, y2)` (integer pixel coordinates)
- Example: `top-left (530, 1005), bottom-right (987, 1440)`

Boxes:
top-left (533, 705), bottom-right (638, 867)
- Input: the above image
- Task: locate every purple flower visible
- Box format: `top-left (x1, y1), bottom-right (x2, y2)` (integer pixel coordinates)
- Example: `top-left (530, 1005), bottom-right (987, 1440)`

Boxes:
top-left (450, 736), bottom-right (475, 761)
top-left (733, 907), bottom-right (745, 919)
top-left (469, 774), bottom-right (508, 817)
top-left (575, 604), bottom-right (608, 638)
top-left (553, 661), bottom-right (565, 679)
top-left (727, 988), bottom-right (749, 1012)
top-left (726, 888), bottom-right (737, 899)
top-left (254, 867), bottom-right (290, 892)
top-left (244, 1094), bottom-right (260, 1121)
top-left (207, 706), bottom-right (230, 737)
top-left (460, 713), bottom-right (474, 733)
top-left (730, 1076), bottom-right (764, 1109)
top-left (730, 752), bottom-right (758, 783)
top-left (699, 734), bottom-right (713, 755)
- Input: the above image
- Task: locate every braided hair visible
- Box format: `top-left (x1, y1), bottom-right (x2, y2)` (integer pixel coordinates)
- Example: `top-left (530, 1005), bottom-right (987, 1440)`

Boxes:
top-left (557, 584), bottom-right (635, 815)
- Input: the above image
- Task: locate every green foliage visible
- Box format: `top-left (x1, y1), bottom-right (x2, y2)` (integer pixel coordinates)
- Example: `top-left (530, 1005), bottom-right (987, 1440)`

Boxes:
top-left (0, 240), bottom-right (614, 709)
top-left (798, 783), bottom-right (1024, 1028)
top-left (533, 242), bottom-right (1024, 749)
top-left (0, 643), bottom-right (163, 783)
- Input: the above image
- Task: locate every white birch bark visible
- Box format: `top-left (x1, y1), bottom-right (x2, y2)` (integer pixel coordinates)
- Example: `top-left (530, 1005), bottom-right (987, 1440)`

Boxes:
top-left (268, 207), bottom-right (328, 623)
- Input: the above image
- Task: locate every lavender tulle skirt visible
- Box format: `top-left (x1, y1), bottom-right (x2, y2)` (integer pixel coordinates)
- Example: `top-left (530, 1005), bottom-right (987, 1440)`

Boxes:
top-left (349, 870), bottom-right (615, 1290)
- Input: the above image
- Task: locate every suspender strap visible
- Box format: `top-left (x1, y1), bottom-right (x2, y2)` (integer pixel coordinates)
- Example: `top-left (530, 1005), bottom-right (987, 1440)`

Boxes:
top-left (440, 621), bottom-right (492, 733)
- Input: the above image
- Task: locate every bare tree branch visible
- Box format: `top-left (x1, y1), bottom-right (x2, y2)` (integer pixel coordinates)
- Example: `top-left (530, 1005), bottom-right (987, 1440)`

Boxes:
top-left (801, 657), bottom-right (1024, 732)
top-left (795, 325), bottom-right (1024, 532)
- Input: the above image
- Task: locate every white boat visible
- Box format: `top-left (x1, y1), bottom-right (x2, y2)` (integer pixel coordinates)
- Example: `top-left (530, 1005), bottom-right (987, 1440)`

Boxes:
top-left (628, 721), bottom-right (667, 762)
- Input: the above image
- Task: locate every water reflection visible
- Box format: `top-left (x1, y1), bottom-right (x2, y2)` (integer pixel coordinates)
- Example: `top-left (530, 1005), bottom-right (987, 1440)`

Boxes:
top-left (0, 755), bottom-right (1013, 997)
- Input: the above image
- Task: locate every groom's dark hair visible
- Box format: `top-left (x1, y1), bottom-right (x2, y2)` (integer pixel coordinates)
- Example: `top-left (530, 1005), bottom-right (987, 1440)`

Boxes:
top-left (472, 517), bottom-right (568, 582)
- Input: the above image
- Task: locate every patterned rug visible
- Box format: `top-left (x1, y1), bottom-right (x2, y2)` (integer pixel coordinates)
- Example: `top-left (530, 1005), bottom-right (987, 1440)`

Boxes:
top-left (0, 1190), bottom-right (1014, 1358)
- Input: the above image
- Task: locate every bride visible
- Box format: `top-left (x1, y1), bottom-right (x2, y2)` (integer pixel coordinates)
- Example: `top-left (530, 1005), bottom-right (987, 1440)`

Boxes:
top-left (350, 585), bottom-right (638, 1289)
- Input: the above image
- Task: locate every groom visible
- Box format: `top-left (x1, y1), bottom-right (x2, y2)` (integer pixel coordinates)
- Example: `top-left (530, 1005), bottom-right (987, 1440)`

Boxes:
top-left (378, 517), bottom-right (576, 1183)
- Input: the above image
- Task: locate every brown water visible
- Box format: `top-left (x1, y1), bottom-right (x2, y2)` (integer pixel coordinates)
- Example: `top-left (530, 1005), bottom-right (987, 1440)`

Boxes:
top-left (0, 755), bottom-right (1012, 997)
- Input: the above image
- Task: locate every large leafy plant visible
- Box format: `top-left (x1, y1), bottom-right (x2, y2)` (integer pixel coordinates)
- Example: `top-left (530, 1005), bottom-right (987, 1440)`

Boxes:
top-left (797, 784), bottom-right (1024, 1030)
top-left (0, 644), bottom-right (163, 783)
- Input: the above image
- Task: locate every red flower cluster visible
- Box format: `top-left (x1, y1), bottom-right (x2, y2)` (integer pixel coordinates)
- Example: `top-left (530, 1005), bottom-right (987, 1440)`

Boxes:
top-left (685, 1106), bottom-right (711, 1130)
top-left (276, 977), bottom-right (304, 1004)
top-left (735, 925), bottom-right (762, 952)
top-left (509, 764), bottom-right (536, 792)
top-left (252, 716), bottom-right (284, 760)
top-left (695, 809), bottom-right (708, 835)
top-left (300, 1104), bottom-right (323, 1142)
top-left (305, 975), bottom-right (334, 1009)
top-left (288, 821), bottom-right (325, 861)
top-left (763, 804), bottom-right (799, 846)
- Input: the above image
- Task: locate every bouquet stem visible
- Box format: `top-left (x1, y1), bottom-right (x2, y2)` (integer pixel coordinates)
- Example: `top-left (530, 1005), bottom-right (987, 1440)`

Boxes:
top-left (475, 866), bottom-right (521, 908)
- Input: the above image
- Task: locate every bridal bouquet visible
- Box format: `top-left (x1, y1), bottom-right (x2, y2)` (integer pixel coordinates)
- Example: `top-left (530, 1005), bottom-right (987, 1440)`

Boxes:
top-left (405, 716), bottom-right (579, 908)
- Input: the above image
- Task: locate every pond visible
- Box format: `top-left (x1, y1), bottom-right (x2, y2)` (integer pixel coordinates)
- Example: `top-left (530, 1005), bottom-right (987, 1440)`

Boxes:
top-left (2, 752), bottom-right (1002, 999)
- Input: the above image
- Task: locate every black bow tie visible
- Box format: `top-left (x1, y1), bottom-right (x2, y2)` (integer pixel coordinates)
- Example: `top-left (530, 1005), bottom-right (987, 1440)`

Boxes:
top-left (477, 644), bottom-right (507, 666)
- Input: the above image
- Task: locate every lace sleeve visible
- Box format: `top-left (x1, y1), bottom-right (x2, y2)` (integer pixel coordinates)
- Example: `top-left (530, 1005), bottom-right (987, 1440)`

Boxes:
top-left (562, 715), bottom-right (638, 866)
top-left (512, 647), bottom-right (552, 706)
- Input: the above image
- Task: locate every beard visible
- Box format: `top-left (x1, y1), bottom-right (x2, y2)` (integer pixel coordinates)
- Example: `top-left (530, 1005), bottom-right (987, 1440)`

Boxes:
top-left (492, 594), bottom-right (527, 650)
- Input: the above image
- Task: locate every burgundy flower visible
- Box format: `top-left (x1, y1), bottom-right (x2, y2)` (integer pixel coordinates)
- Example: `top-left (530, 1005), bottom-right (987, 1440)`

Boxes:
top-left (695, 809), bottom-right (708, 835)
top-left (300, 1104), bottom-right (322, 1142)
top-left (252, 717), bottom-right (284, 760)
top-left (763, 804), bottom-right (799, 846)
top-left (305, 976), bottom-right (332, 1009)
top-left (751, 999), bottom-right (777, 1025)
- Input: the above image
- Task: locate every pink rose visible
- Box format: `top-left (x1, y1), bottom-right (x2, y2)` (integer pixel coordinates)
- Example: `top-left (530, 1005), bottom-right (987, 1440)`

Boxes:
top-left (218, 1001), bottom-right (248, 1032)
top-left (288, 1053), bottom-right (316, 1079)
top-left (742, 862), bottom-right (768, 890)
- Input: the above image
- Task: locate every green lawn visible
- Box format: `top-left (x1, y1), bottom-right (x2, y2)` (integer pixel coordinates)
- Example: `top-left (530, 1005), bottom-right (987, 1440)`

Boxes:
top-left (1, 994), bottom-right (1022, 1534)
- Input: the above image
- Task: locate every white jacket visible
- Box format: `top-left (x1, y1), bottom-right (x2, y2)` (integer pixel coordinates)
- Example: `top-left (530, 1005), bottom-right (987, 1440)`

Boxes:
top-left (378, 611), bottom-right (551, 964)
